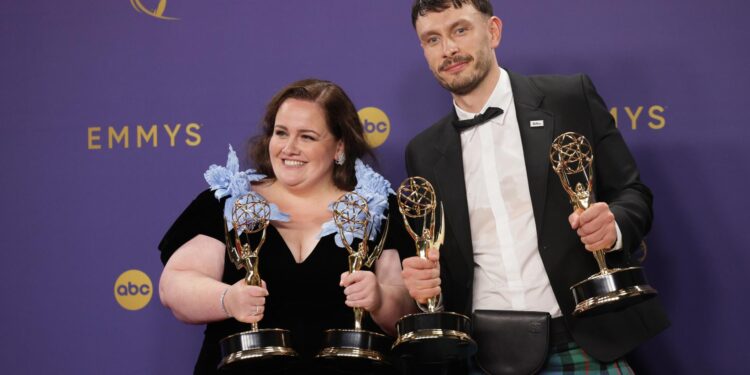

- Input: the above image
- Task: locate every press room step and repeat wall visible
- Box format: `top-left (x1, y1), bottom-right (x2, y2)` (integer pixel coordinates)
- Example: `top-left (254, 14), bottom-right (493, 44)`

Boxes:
top-left (1, 1), bottom-right (747, 373)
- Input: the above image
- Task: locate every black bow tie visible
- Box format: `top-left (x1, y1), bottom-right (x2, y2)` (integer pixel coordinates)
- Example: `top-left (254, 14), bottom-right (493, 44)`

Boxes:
top-left (452, 107), bottom-right (504, 130)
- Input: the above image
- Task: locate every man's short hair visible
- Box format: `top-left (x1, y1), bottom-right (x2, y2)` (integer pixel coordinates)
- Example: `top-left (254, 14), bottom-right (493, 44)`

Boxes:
top-left (411, 0), bottom-right (494, 28)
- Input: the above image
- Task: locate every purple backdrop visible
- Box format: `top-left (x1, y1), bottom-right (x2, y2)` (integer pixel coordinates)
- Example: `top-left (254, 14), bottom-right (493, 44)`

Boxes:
top-left (1, 1), bottom-right (748, 373)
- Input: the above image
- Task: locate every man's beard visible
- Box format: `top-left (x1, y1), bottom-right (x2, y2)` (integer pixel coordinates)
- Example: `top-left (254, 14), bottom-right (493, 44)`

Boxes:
top-left (434, 49), bottom-right (493, 96)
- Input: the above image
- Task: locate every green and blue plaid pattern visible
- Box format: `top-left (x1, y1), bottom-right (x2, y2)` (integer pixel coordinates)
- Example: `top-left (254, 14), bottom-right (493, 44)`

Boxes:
top-left (540, 343), bottom-right (634, 375)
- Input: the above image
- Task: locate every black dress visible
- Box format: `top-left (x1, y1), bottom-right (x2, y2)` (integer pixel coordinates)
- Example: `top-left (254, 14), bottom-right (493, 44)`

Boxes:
top-left (159, 189), bottom-right (413, 374)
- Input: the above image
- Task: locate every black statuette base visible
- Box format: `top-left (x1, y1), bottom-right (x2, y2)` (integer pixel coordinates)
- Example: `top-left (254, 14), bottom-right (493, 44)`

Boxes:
top-left (571, 266), bottom-right (658, 316)
top-left (392, 311), bottom-right (477, 364)
top-left (218, 328), bottom-right (298, 373)
top-left (316, 329), bottom-right (394, 373)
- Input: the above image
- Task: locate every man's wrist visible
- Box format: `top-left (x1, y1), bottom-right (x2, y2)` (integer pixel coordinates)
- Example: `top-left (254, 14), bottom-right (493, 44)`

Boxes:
top-left (604, 222), bottom-right (623, 252)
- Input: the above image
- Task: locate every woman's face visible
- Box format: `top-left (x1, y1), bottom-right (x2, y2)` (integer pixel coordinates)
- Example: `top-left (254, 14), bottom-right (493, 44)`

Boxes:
top-left (269, 98), bottom-right (343, 192)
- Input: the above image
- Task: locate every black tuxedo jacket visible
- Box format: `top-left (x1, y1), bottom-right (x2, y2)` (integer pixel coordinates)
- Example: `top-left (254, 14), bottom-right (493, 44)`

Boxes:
top-left (404, 71), bottom-right (669, 361)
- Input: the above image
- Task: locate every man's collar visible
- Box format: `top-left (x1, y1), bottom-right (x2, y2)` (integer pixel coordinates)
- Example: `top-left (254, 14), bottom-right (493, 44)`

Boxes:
top-left (453, 67), bottom-right (512, 120)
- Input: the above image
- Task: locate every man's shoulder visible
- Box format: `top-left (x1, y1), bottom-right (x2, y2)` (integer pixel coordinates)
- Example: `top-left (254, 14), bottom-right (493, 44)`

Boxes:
top-left (524, 72), bottom-right (588, 83)
top-left (509, 70), bottom-right (593, 96)
top-left (406, 111), bottom-right (454, 151)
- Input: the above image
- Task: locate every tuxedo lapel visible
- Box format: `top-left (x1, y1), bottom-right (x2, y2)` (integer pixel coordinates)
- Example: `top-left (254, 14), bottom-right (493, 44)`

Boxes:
top-left (421, 72), bottom-right (557, 297)
top-left (509, 71), bottom-right (555, 240)
top-left (431, 116), bottom-right (474, 273)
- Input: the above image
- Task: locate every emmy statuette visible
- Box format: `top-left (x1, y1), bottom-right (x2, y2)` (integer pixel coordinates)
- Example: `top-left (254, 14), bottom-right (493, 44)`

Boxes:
top-left (316, 192), bottom-right (394, 371)
top-left (391, 177), bottom-right (476, 364)
top-left (218, 192), bottom-right (298, 372)
top-left (550, 132), bottom-right (658, 316)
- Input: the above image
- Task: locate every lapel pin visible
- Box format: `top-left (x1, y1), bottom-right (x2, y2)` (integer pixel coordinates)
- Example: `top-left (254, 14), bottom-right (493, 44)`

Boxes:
top-left (530, 120), bottom-right (544, 128)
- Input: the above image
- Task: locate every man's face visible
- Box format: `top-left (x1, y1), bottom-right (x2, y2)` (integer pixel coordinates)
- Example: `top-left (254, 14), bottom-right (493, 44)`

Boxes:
top-left (415, 5), bottom-right (500, 95)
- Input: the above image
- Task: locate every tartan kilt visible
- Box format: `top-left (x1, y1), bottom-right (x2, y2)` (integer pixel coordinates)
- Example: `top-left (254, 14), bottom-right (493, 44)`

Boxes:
top-left (540, 342), bottom-right (634, 375)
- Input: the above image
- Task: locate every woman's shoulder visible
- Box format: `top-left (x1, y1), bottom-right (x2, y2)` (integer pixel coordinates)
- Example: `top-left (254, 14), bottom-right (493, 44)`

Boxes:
top-left (157, 189), bottom-right (225, 264)
top-left (195, 188), bottom-right (224, 206)
top-left (171, 189), bottom-right (225, 226)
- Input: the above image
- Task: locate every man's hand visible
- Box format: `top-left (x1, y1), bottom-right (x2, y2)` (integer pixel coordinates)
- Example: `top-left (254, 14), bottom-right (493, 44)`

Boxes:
top-left (401, 248), bottom-right (441, 304)
top-left (568, 202), bottom-right (617, 252)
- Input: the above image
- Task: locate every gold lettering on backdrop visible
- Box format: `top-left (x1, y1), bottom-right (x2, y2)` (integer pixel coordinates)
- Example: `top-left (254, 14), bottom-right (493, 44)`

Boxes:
top-left (609, 105), bottom-right (666, 131)
top-left (609, 107), bottom-right (618, 125)
top-left (625, 106), bottom-right (644, 130)
top-left (163, 124), bottom-right (181, 147)
top-left (137, 125), bottom-right (158, 148)
top-left (109, 126), bottom-right (130, 149)
top-left (87, 123), bottom-right (202, 150)
top-left (88, 127), bottom-right (102, 150)
top-left (185, 123), bottom-right (201, 147)
top-left (648, 105), bottom-right (666, 129)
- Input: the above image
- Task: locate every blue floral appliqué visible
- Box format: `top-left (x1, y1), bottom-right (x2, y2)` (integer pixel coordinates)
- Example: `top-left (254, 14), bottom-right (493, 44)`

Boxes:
top-left (319, 159), bottom-right (394, 248)
top-left (204, 145), bottom-right (289, 231)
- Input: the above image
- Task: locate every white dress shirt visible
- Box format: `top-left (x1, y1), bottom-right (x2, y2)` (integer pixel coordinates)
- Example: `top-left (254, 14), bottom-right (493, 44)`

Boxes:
top-left (455, 67), bottom-right (563, 317)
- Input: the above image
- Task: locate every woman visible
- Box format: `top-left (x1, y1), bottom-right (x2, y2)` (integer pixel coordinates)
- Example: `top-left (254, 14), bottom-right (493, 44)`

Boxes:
top-left (158, 79), bottom-right (416, 374)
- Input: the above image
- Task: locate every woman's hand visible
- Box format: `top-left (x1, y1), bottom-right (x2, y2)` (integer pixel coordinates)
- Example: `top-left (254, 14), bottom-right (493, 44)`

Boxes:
top-left (340, 270), bottom-right (382, 313)
top-left (224, 279), bottom-right (268, 324)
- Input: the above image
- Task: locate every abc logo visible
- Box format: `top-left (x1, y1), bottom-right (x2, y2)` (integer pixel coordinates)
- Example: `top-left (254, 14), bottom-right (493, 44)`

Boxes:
top-left (358, 107), bottom-right (390, 148)
top-left (114, 269), bottom-right (153, 311)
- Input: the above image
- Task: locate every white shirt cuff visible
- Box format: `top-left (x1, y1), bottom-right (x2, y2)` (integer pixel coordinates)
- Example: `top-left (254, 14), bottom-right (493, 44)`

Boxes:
top-left (609, 222), bottom-right (623, 251)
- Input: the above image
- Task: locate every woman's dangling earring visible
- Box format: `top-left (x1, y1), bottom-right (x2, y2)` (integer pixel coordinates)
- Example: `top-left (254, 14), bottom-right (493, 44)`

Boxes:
top-left (335, 152), bottom-right (345, 166)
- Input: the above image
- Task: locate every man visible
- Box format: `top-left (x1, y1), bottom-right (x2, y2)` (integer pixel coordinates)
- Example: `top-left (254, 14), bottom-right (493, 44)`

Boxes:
top-left (401, 0), bottom-right (669, 373)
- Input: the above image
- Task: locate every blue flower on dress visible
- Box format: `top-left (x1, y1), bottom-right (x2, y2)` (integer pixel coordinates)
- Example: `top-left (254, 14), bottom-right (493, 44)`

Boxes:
top-left (204, 145), bottom-right (289, 231)
top-left (354, 159), bottom-right (394, 239)
top-left (318, 159), bottom-right (393, 248)
top-left (321, 222), bottom-right (357, 249)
